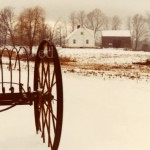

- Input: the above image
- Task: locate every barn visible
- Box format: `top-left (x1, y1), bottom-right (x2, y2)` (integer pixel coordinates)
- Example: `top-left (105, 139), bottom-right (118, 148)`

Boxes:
top-left (65, 26), bottom-right (95, 48)
top-left (101, 30), bottom-right (131, 49)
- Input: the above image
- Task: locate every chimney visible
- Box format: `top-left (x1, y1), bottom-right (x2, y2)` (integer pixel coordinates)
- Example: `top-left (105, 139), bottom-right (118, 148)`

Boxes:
top-left (77, 25), bottom-right (80, 29)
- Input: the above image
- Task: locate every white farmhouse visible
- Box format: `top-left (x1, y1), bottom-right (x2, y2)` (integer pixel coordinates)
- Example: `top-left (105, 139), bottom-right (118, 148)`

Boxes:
top-left (65, 26), bottom-right (95, 48)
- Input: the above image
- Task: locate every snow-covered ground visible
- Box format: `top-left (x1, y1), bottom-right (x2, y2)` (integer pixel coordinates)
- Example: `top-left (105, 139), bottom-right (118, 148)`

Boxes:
top-left (61, 74), bottom-right (150, 150)
top-left (58, 48), bottom-right (150, 64)
top-left (58, 48), bottom-right (150, 81)
top-left (1, 48), bottom-right (150, 149)
top-left (1, 73), bottom-right (150, 150)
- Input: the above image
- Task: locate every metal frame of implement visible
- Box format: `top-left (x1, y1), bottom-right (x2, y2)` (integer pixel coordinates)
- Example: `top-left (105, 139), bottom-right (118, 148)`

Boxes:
top-left (0, 40), bottom-right (63, 150)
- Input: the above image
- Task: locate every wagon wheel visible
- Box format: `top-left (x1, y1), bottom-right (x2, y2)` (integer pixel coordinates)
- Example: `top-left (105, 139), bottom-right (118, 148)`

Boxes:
top-left (34, 40), bottom-right (63, 150)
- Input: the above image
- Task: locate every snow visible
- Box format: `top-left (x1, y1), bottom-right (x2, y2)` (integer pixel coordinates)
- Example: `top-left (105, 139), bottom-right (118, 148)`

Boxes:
top-left (101, 30), bottom-right (131, 37)
top-left (0, 106), bottom-right (49, 150)
top-left (1, 48), bottom-right (150, 149)
top-left (61, 74), bottom-right (150, 150)
top-left (58, 47), bottom-right (150, 65)
top-left (1, 72), bottom-right (150, 150)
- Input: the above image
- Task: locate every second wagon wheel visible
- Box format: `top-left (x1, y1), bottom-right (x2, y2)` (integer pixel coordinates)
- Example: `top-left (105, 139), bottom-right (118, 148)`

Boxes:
top-left (34, 40), bottom-right (63, 150)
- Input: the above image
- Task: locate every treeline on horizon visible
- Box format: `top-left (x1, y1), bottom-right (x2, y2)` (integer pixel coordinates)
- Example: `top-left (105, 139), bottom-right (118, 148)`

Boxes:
top-left (0, 6), bottom-right (149, 53)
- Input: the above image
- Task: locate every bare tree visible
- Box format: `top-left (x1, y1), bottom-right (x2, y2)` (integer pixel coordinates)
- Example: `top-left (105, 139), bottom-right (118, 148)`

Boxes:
top-left (126, 16), bottom-right (132, 30)
top-left (131, 14), bottom-right (147, 50)
top-left (68, 11), bottom-right (77, 32)
top-left (146, 13), bottom-right (150, 30)
top-left (37, 17), bottom-right (48, 43)
top-left (0, 23), bottom-right (7, 45)
top-left (103, 16), bottom-right (109, 30)
top-left (111, 15), bottom-right (121, 30)
top-left (53, 24), bottom-right (64, 46)
top-left (62, 21), bottom-right (68, 46)
top-left (0, 7), bottom-right (16, 46)
top-left (62, 21), bottom-right (68, 39)
top-left (76, 10), bottom-right (86, 27)
top-left (46, 18), bottom-right (61, 42)
top-left (17, 6), bottom-right (46, 54)
top-left (56, 21), bottom-right (68, 46)
top-left (86, 8), bottom-right (108, 43)
top-left (15, 13), bottom-right (25, 46)
top-left (145, 13), bottom-right (150, 39)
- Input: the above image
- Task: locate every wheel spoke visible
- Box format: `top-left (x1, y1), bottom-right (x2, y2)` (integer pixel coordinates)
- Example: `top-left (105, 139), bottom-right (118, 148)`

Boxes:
top-left (48, 108), bottom-right (53, 148)
top-left (41, 106), bottom-right (45, 143)
top-left (49, 103), bottom-right (56, 131)
top-left (42, 63), bottom-right (49, 91)
top-left (50, 70), bottom-right (56, 91)
top-left (43, 103), bottom-right (54, 148)
top-left (44, 64), bottom-right (50, 89)
top-left (44, 102), bottom-right (57, 121)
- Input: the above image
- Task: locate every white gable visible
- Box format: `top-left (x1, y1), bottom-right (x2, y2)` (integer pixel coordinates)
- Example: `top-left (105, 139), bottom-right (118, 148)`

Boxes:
top-left (66, 27), bottom-right (94, 40)
top-left (66, 29), bottom-right (78, 40)
top-left (102, 30), bottom-right (131, 37)
top-left (65, 27), bottom-right (95, 48)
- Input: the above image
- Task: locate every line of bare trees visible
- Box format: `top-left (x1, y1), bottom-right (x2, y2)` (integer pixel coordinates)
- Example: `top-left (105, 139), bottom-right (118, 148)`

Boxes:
top-left (1, 6), bottom-right (150, 51)
top-left (68, 9), bottom-right (122, 32)
top-left (68, 9), bottom-right (122, 45)
top-left (0, 6), bottom-right (63, 54)
top-left (68, 9), bottom-right (150, 50)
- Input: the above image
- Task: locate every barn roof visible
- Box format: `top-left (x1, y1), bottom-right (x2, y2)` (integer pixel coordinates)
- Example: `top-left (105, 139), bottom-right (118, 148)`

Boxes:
top-left (101, 30), bottom-right (131, 37)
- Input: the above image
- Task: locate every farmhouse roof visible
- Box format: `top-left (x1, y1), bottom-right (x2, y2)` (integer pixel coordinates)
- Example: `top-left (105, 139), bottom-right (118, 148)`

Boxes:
top-left (101, 30), bottom-right (131, 37)
top-left (66, 26), bottom-right (94, 40)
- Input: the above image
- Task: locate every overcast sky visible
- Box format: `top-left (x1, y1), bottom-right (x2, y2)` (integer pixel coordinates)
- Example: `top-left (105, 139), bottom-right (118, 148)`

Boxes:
top-left (1, 0), bottom-right (150, 22)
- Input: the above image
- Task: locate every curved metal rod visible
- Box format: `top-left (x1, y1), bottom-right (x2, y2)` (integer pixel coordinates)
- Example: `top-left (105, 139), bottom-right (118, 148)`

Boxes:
top-left (18, 47), bottom-right (30, 92)
top-left (1, 48), bottom-right (12, 93)
top-left (0, 98), bottom-right (28, 112)
top-left (0, 104), bottom-right (17, 112)
top-left (0, 46), bottom-right (31, 93)
top-left (0, 53), bottom-right (3, 93)
top-left (11, 47), bottom-right (22, 93)
top-left (10, 47), bottom-right (19, 93)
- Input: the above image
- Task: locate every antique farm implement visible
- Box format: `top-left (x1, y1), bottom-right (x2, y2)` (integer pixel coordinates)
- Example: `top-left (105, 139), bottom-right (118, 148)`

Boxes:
top-left (0, 40), bottom-right (63, 150)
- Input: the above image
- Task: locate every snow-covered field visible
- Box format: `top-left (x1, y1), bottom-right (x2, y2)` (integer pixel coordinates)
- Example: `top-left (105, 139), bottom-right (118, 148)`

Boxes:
top-left (1, 48), bottom-right (150, 150)
top-left (61, 74), bottom-right (150, 150)
top-left (58, 48), bottom-right (150, 64)
top-left (1, 73), bottom-right (150, 150)
top-left (59, 48), bottom-right (150, 81)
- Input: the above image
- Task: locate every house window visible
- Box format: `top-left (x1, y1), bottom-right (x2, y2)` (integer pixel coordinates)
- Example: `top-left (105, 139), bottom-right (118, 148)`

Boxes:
top-left (73, 39), bottom-right (76, 44)
top-left (86, 40), bottom-right (89, 44)
top-left (81, 32), bottom-right (84, 35)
